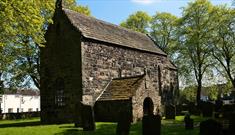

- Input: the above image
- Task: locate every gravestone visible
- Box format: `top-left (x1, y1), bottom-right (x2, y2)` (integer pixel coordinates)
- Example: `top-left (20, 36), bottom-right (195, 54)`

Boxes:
top-left (165, 105), bottom-right (175, 119)
top-left (81, 104), bottom-right (95, 131)
top-left (116, 109), bottom-right (132, 135)
top-left (200, 102), bottom-right (214, 117)
top-left (228, 113), bottom-right (235, 134)
top-left (184, 113), bottom-right (194, 129)
top-left (142, 114), bottom-right (161, 135)
top-left (200, 119), bottom-right (222, 135)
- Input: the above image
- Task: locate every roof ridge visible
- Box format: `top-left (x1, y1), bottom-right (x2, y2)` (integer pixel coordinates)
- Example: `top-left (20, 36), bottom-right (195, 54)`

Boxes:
top-left (62, 8), bottom-right (167, 56)
top-left (62, 8), bottom-right (149, 38)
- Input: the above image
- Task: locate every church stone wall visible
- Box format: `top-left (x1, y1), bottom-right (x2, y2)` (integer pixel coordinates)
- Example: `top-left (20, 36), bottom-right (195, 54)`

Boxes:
top-left (132, 75), bottom-right (161, 123)
top-left (40, 11), bottom-right (83, 123)
top-left (81, 39), bottom-right (178, 104)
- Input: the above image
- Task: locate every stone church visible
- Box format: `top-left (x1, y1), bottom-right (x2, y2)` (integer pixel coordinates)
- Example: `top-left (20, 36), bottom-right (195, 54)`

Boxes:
top-left (40, 0), bottom-right (178, 124)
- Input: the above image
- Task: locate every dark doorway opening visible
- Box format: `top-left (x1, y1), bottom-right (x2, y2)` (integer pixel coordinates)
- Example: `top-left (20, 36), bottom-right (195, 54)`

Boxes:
top-left (143, 97), bottom-right (154, 116)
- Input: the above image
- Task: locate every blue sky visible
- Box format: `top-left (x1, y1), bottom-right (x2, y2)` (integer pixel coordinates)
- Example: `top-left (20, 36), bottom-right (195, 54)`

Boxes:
top-left (78, 0), bottom-right (233, 25)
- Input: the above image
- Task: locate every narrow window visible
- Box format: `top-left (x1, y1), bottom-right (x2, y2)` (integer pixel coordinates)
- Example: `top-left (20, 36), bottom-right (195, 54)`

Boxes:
top-left (55, 78), bottom-right (65, 107)
top-left (158, 66), bottom-right (162, 96)
top-left (56, 22), bottom-right (60, 35)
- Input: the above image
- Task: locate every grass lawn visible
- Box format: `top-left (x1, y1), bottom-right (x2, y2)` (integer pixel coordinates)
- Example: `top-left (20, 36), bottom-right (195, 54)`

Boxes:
top-left (0, 116), bottom-right (208, 135)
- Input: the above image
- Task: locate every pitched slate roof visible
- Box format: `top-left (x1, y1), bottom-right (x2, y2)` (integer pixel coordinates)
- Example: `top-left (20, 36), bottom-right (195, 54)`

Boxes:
top-left (62, 8), bottom-right (166, 56)
top-left (97, 75), bottom-right (145, 101)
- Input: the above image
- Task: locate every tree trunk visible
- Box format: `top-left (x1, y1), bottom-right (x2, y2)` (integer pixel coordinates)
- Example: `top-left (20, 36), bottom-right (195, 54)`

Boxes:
top-left (232, 79), bottom-right (235, 90)
top-left (196, 71), bottom-right (202, 106)
top-left (196, 80), bottom-right (202, 106)
top-left (0, 72), bottom-right (3, 94)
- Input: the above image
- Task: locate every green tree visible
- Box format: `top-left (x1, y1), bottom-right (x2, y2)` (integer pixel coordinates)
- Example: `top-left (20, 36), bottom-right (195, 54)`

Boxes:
top-left (150, 12), bottom-right (178, 56)
top-left (179, 86), bottom-right (197, 103)
top-left (0, 0), bottom-right (54, 89)
top-left (208, 85), bottom-right (218, 100)
top-left (62, 0), bottom-right (90, 15)
top-left (0, 0), bottom-right (91, 89)
top-left (120, 11), bottom-right (151, 34)
top-left (178, 0), bottom-right (215, 105)
top-left (211, 6), bottom-right (235, 89)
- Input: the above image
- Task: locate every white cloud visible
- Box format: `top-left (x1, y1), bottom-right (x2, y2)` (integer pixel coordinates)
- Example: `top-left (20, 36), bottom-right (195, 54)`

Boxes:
top-left (131, 0), bottom-right (162, 5)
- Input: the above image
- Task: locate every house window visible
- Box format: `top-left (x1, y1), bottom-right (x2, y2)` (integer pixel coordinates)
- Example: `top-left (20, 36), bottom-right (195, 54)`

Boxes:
top-left (0, 95), bottom-right (2, 103)
top-left (55, 78), bottom-right (65, 107)
top-left (36, 108), bottom-right (39, 112)
top-left (28, 108), bottom-right (33, 112)
top-left (21, 97), bottom-right (25, 104)
top-left (21, 108), bottom-right (24, 112)
top-left (8, 108), bottom-right (13, 113)
top-left (17, 108), bottom-right (20, 113)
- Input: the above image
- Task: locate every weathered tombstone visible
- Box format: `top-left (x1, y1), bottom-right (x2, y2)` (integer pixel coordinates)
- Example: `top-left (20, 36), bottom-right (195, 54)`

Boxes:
top-left (81, 104), bottom-right (95, 131)
top-left (215, 99), bottom-right (223, 112)
top-left (184, 113), bottom-right (194, 130)
top-left (200, 119), bottom-right (222, 135)
top-left (201, 102), bottom-right (214, 117)
top-left (142, 114), bottom-right (161, 135)
top-left (214, 100), bottom-right (223, 118)
top-left (165, 104), bottom-right (175, 119)
top-left (228, 113), bottom-right (235, 134)
top-left (116, 109), bottom-right (132, 135)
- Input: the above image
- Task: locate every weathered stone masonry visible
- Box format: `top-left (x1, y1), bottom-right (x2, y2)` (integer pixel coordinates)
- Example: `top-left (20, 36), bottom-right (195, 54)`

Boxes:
top-left (41, 0), bottom-right (178, 124)
top-left (81, 39), bottom-right (177, 104)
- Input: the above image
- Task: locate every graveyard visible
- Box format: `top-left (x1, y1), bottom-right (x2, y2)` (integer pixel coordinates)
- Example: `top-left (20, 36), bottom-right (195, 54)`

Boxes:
top-left (0, 116), bottom-right (205, 135)
top-left (1, 0), bottom-right (235, 135)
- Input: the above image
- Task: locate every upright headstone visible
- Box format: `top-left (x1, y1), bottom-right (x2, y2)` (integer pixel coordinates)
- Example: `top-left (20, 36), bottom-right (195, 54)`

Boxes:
top-left (201, 102), bottom-right (214, 117)
top-left (165, 104), bottom-right (175, 119)
top-left (81, 104), bottom-right (95, 131)
top-left (229, 113), bottom-right (235, 134)
top-left (142, 114), bottom-right (161, 135)
top-left (116, 109), bottom-right (132, 135)
top-left (184, 113), bottom-right (194, 129)
top-left (200, 119), bottom-right (222, 135)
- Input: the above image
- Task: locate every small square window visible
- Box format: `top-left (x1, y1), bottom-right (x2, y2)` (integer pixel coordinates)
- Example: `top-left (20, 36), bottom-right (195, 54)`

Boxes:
top-left (8, 108), bottom-right (13, 113)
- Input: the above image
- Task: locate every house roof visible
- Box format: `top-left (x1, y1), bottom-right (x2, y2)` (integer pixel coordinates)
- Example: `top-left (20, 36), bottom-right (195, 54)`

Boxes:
top-left (97, 75), bottom-right (145, 101)
top-left (62, 8), bottom-right (167, 56)
top-left (2, 89), bottom-right (40, 96)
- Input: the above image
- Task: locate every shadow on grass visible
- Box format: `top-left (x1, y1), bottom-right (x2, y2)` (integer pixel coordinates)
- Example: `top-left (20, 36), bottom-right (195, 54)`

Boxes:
top-left (55, 123), bottom-right (117, 135)
top-left (0, 120), bottom-right (67, 128)
top-left (55, 122), bottom-right (143, 135)
top-left (0, 121), bottom-right (42, 128)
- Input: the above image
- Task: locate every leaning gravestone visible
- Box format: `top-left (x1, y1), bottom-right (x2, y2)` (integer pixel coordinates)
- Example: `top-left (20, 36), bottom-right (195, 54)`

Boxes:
top-left (200, 119), bottom-right (222, 135)
top-left (81, 104), bottom-right (95, 131)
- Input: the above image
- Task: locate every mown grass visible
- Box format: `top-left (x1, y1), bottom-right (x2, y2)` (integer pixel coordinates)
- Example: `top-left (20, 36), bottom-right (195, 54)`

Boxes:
top-left (0, 116), bottom-right (207, 135)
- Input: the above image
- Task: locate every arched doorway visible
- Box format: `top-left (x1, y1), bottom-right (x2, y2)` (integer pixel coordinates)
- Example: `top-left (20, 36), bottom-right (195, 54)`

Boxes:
top-left (143, 97), bottom-right (154, 116)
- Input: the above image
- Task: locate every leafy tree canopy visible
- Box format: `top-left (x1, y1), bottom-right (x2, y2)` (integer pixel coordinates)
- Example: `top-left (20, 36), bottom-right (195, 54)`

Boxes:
top-left (0, 0), bottom-right (91, 89)
top-left (120, 11), bottom-right (151, 34)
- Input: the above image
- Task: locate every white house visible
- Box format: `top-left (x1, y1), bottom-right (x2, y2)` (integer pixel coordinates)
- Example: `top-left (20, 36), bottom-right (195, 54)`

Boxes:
top-left (0, 90), bottom-right (40, 113)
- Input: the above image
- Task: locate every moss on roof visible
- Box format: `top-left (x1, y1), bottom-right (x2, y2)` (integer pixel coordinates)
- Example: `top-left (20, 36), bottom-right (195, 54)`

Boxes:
top-left (98, 75), bottom-right (145, 101)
